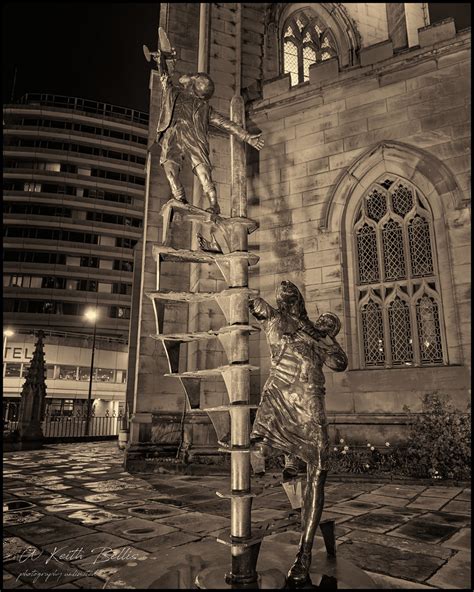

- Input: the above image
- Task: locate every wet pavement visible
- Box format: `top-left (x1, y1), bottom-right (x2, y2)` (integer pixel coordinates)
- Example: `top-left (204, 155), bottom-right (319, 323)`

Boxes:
top-left (3, 442), bottom-right (471, 589)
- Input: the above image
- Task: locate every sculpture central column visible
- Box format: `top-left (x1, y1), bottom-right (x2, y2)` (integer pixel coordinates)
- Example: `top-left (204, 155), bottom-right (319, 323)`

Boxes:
top-left (226, 94), bottom-right (255, 586)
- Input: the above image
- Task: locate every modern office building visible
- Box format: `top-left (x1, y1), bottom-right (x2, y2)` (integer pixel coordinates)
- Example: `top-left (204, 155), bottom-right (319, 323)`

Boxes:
top-left (3, 93), bottom-right (148, 418)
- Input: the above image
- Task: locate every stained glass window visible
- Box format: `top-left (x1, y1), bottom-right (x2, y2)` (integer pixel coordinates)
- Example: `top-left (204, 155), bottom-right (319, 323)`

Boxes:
top-left (388, 298), bottom-right (414, 366)
top-left (282, 10), bottom-right (338, 86)
top-left (416, 296), bottom-right (443, 364)
top-left (382, 219), bottom-right (406, 281)
top-left (356, 224), bottom-right (379, 284)
top-left (361, 301), bottom-right (385, 366)
top-left (355, 176), bottom-right (445, 368)
top-left (408, 215), bottom-right (434, 277)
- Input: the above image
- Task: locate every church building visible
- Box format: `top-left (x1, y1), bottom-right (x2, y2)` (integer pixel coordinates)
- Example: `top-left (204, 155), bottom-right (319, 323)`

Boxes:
top-left (125, 3), bottom-right (470, 469)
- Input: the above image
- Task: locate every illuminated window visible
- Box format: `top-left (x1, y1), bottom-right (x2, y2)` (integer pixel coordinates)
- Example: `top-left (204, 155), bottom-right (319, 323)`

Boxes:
top-left (59, 365), bottom-right (78, 380)
top-left (5, 363), bottom-right (22, 377)
top-left (23, 182), bottom-right (42, 192)
top-left (354, 176), bottom-right (446, 368)
top-left (95, 368), bottom-right (115, 382)
top-left (282, 9), bottom-right (338, 86)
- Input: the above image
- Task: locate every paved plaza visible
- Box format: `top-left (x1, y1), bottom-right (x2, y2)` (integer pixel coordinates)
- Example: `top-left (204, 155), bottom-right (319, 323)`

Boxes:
top-left (3, 442), bottom-right (471, 589)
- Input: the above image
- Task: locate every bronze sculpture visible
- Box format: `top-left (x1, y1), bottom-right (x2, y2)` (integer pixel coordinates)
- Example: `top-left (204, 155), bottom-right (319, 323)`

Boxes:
top-left (249, 281), bottom-right (348, 585)
top-left (149, 29), bottom-right (264, 215)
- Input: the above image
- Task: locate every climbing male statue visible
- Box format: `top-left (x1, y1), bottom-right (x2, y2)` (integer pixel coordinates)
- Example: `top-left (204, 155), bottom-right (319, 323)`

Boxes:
top-left (149, 29), bottom-right (264, 214)
top-left (249, 281), bottom-right (348, 585)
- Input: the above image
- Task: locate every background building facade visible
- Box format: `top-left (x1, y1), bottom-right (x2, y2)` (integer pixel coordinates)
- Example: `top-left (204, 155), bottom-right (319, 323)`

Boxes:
top-left (126, 3), bottom-right (470, 467)
top-left (3, 93), bottom-right (148, 418)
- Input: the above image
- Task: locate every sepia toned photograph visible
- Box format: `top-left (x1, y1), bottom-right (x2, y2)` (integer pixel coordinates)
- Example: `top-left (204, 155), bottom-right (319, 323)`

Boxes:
top-left (3, 2), bottom-right (471, 589)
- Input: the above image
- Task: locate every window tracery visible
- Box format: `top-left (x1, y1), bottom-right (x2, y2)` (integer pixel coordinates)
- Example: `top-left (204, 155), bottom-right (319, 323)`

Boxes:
top-left (354, 176), bottom-right (446, 368)
top-left (282, 9), bottom-right (338, 86)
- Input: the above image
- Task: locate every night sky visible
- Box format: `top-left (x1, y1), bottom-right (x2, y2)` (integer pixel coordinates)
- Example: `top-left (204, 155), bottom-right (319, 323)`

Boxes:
top-left (2, 3), bottom-right (471, 113)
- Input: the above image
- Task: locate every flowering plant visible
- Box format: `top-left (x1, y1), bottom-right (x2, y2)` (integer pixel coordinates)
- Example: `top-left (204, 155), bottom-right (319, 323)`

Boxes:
top-left (403, 393), bottom-right (471, 480)
top-left (328, 439), bottom-right (399, 474)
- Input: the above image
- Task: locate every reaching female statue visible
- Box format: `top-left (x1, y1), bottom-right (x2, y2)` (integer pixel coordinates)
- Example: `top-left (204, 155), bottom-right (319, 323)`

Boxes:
top-left (249, 281), bottom-right (348, 585)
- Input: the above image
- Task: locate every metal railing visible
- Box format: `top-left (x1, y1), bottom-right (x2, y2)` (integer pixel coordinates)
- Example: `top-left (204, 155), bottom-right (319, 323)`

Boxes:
top-left (13, 93), bottom-right (149, 126)
top-left (4, 413), bottom-right (124, 439)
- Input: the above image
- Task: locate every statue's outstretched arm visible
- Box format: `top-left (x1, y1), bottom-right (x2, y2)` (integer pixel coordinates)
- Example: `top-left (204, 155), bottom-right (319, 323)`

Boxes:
top-left (319, 336), bottom-right (348, 372)
top-left (209, 110), bottom-right (264, 150)
top-left (249, 297), bottom-right (276, 322)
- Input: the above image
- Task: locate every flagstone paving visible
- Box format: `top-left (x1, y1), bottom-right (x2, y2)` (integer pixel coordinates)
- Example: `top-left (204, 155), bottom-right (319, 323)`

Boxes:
top-left (3, 442), bottom-right (471, 589)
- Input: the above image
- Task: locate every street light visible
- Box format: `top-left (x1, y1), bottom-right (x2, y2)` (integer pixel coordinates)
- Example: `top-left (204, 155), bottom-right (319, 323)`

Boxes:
top-left (3, 329), bottom-right (15, 425)
top-left (3, 329), bottom-right (14, 361)
top-left (84, 309), bottom-right (98, 436)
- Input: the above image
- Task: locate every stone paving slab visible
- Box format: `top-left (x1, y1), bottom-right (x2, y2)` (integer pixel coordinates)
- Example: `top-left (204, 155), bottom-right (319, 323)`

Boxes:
top-left (41, 531), bottom-right (132, 560)
top-left (427, 551), bottom-right (471, 589)
top-left (364, 571), bottom-right (436, 589)
top-left (131, 531), bottom-right (201, 553)
top-left (327, 500), bottom-right (382, 516)
top-left (345, 506), bottom-right (419, 534)
top-left (454, 488), bottom-right (470, 501)
top-left (3, 571), bottom-right (32, 589)
top-left (337, 539), bottom-right (446, 581)
top-left (439, 499), bottom-right (471, 515)
top-left (420, 486), bottom-right (463, 498)
top-left (4, 515), bottom-right (95, 545)
top-left (3, 536), bottom-right (41, 563)
top-left (96, 516), bottom-right (178, 541)
top-left (407, 496), bottom-right (450, 510)
top-left (354, 493), bottom-right (411, 507)
top-left (389, 517), bottom-right (460, 544)
top-left (3, 442), bottom-right (471, 590)
top-left (441, 527), bottom-right (471, 552)
top-left (4, 557), bottom-right (88, 589)
top-left (345, 529), bottom-right (453, 560)
top-left (155, 510), bottom-right (231, 535)
top-left (422, 511), bottom-right (471, 528)
top-left (369, 484), bottom-right (427, 499)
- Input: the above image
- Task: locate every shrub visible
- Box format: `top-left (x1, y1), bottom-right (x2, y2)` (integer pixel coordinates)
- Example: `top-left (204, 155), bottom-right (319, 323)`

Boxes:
top-left (404, 393), bottom-right (471, 480)
top-left (328, 439), bottom-right (399, 475)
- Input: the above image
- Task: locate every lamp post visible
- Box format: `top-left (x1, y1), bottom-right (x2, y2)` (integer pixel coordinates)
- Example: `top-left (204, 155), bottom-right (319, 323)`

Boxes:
top-left (84, 309), bottom-right (98, 436)
top-left (3, 329), bottom-right (15, 424)
top-left (3, 329), bottom-right (14, 361)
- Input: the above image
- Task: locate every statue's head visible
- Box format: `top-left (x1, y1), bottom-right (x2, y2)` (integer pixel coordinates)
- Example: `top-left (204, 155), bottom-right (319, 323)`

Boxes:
top-left (276, 281), bottom-right (307, 318)
top-left (178, 74), bottom-right (194, 91)
top-left (316, 312), bottom-right (341, 338)
top-left (192, 73), bottom-right (215, 100)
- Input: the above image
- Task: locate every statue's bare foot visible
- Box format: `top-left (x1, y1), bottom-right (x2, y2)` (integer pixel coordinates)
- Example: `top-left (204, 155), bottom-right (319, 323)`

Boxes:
top-left (287, 544), bottom-right (312, 586)
top-left (282, 465), bottom-right (299, 481)
top-left (197, 233), bottom-right (222, 253)
top-left (173, 195), bottom-right (188, 204)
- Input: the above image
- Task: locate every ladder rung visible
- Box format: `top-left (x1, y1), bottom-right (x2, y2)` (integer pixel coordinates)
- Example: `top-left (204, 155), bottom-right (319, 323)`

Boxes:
top-left (153, 245), bottom-right (259, 265)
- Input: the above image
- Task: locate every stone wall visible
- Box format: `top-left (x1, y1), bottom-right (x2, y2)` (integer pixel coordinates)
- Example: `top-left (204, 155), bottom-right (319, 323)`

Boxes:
top-left (128, 5), bottom-right (470, 466)
top-left (343, 2), bottom-right (389, 47)
top-left (247, 22), bottom-right (470, 443)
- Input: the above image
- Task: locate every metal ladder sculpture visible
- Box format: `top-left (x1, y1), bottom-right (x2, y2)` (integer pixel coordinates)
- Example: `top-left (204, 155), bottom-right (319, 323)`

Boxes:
top-left (146, 96), bottom-right (287, 588)
top-left (149, 205), bottom-right (265, 587)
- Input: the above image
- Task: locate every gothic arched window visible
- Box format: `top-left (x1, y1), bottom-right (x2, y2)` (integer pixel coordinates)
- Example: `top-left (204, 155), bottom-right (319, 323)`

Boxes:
top-left (354, 176), bottom-right (447, 368)
top-left (282, 9), bottom-right (338, 86)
